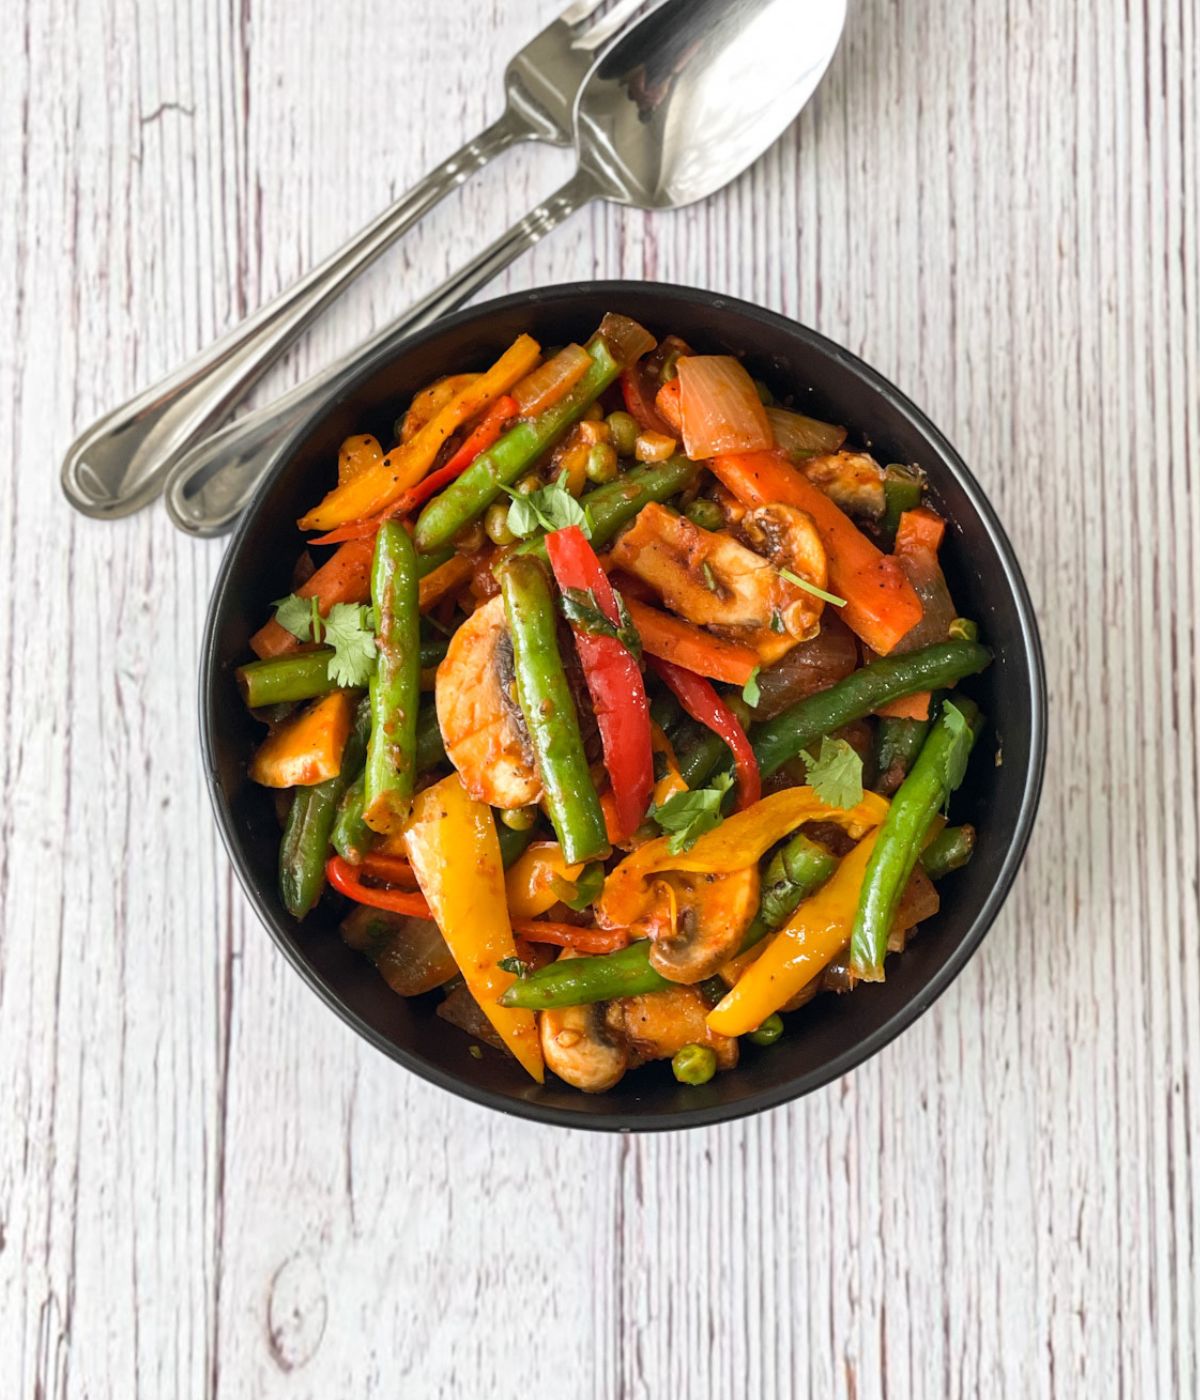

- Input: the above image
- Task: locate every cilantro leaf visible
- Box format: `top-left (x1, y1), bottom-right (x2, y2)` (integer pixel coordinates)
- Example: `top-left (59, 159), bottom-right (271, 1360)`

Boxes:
top-left (742, 666), bottom-right (761, 708)
top-left (778, 567), bottom-right (847, 608)
top-left (498, 956), bottom-right (531, 978)
top-left (652, 770), bottom-right (735, 854)
top-left (939, 700), bottom-right (973, 794)
top-left (322, 603), bottom-right (378, 687)
top-left (802, 736), bottom-right (864, 809)
top-left (502, 472), bottom-right (592, 540)
top-left (559, 586), bottom-right (642, 660)
top-left (273, 593), bottom-right (315, 641)
top-left (769, 608), bottom-right (786, 634)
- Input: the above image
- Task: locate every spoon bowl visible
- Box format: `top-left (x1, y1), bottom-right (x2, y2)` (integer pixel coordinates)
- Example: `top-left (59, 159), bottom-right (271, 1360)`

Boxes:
top-left (577, 0), bottom-right (846, 209)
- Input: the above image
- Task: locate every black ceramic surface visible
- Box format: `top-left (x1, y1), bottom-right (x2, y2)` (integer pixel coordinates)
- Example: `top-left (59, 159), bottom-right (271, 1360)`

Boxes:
top-left (201, 283), bottom-right (1046, 1131)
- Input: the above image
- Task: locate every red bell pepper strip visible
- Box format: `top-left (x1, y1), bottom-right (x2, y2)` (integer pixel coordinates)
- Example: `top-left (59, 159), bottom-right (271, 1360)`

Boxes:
top-left (308, 396), bottom-right (518, 546)
top-left (620, 367), bottom-right (674, 436)
top-left (544, 525), bottom-right (653, 842)
top-left (646, 656), bottom-right (762, 810)
top-left (326, 856), bottom-right (628, 953)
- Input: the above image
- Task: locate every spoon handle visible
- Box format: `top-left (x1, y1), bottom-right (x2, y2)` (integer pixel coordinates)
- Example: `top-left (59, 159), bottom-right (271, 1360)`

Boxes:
top-left (164, 168), bottom-right (600, 538)
top-left (60, 113), bottom-right (527, 521)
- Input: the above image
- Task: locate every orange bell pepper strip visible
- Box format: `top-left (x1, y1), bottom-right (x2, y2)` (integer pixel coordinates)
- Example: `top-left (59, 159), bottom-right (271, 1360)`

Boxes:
top-left (706, 826), bottom-right (883, 1037)
top-left (622, 595), bottom-right (760, 687)
top-left (249, 691), bottom-right (355, 788)
top-left (249, 538), bottom-right (375, 659)
top-left (308, 396), bottom-right (519, 547)
top-left (401, 774), bottom-right (543, 1081)
top-left (298, 335), bottom-right (541, 531)
top-left (707, 450), bottom-right (923, 656)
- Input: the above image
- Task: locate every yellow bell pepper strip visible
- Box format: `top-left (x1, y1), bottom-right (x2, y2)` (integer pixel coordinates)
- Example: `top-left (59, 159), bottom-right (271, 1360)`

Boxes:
top-left (504, 842), bottom-right (585, 920)
top-left (402, 774), bottom-right (544, 1081)
top-left (596, 785), bottom-right (889, 933)
top-left (650, 723), bottom-right (688, 807)
top-left (249, 690), bottom-right (356, 788)
top-left (298, 335), bottom-right (542, 531)
top-left (706, 828), bottom-right (884, 1037)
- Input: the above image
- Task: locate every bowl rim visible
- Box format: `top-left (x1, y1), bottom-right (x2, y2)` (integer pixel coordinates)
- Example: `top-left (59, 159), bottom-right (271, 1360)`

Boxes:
top-left (200, 279), bottom-right (1047, 1132)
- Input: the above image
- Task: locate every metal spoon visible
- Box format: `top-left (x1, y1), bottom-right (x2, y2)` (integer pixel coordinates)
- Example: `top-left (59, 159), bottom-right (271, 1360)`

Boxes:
top-left (166, 0), bottom-right (846, 537)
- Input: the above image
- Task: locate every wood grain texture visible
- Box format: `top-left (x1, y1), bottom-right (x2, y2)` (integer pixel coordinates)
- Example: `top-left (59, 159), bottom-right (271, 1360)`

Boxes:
top-left (1, 0), bottom-right (1196, 1395)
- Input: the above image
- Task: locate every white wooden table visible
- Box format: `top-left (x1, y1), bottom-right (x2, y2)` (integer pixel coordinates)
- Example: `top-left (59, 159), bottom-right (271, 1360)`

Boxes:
top-left (3, 1), bottom-right (1197, 1395)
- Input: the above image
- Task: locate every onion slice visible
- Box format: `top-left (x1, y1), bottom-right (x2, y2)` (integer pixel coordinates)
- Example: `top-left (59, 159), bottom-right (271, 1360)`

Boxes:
top-left (676, 355), bottom-right (772, 459)
top-left (765, 407), bottom-right (847, 460)
top-left (598, 312), bottom-right (657, 369)
top-left (512, 343), bottom-right (592, 417)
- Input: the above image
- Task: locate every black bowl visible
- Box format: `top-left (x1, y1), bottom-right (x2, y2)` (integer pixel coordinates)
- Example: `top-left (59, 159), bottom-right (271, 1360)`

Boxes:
top-left (201, 282), bottom-right (1046, 1131)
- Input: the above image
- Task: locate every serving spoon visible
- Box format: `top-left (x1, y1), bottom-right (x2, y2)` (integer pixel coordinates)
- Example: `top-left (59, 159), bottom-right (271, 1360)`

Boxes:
top-left (165, 0), bottom-right (846, 537)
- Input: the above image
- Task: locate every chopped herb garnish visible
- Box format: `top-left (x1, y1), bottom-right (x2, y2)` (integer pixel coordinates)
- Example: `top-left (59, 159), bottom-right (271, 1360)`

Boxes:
top-left (701, 561), bottom-right (718, 592)
top-left (651, 770), bottom-right (735, 853)
top-left (769, 608), bottom-right (786, 634)
top-left (502, 471), bottom-right (593, 540)
top-left (322, 602), bottom-right (378, 687)
top-left (741, 666), bottom-right (761, 708)
top-left (802, 736), bottom-right (864, 809)
top-left (559, 585), bottom-right (643, 659)
top-left (779, 567), bottom-right (847, 608)
top-left (498, 956), bottom-right (531, 978)
top-left (273, 592), bottom-right (316, 641)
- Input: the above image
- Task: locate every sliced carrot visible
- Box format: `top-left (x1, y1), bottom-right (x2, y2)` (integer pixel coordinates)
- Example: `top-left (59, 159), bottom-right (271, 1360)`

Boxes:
top-left (622, 596), bottom-right (760, 687)
top-left (418, 554), bottom-right (474, 613)
top-left (249, 538), bottom-right (375, 660)
top-left (894, 506), bottom-right (946, 558)
top-left (655, 376), bottom-right (683, 432)
top-left (709, 450), bottom-right (924, 656)
top-left (875, 692), bottom-right (932, 721)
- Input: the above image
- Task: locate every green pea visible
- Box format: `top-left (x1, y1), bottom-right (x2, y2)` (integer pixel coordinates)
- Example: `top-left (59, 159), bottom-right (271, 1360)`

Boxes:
top-left (948, 617), bottom-right (979, 642)
top-left (748, 1013), bottom-right (784, 1046)
top-left (605, 410), bottom-right (639, 457)
top-left (585, 441), bottom-right (619, 484)
top-left (672, 1043), bottom-right (718, 1085)
top-left (500, 805), bottom-right (539, 831)
top-left (685, 498), bottom-right (724, 531)
top-left (484, 501), bottom-right (516, 546)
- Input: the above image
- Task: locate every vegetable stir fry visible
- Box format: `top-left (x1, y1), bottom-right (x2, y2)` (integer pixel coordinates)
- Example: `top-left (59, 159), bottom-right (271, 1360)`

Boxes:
top-left (236, 314), bottom-right (991, 1093)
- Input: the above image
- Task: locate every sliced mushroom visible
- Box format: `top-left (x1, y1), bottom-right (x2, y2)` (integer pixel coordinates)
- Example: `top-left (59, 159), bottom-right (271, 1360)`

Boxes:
top-left (645, 867), bottom-right (761, 984)
top-left (618, 984), bottom-right (739, 1071)
top-left (798, 451), bottom-right (886, 519)
top-left (609, 500), bottom-right (828, 665)
top-left (435, 595), bottom-right (541, 810)
top-left (540, 998), bottom-right (629, 1093)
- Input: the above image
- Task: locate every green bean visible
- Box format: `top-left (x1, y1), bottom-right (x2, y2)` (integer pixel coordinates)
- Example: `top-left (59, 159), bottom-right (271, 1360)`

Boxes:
top-left (515, 455), bottom-right (699, 559)
top-left (331, 772), bottom-right (372, 865)
top-left (419, 638), bottom-right (449, 668)
top-left (279, 707), bottom-right (368, 918)
top-left (873, 716), bottom-right (932, 796)
top-left (881, 464), bottom-right (924, 544)
top-left (850, 696), bottom-right (983, 978)
top-left (416, 547), bottom-right (455, 577)
top-left (752, 641), bottom-right (991, 778)
top-left (333, 703), bottom-right (444, 863)
top-left (414, 702), bottom-right (446, 773)
top-left (499, 827), bottom-right (837, 1010)
top-left (649, 690), bottom-right (684, 739)
top-left (414, 336), bottom-right (621, 552)
top-left (363, 522), bottom-right (421, 832)
top-left (237, 651), bottom-right (337, 708)
top-left (499, 556), bottom-right (609, 864)
top-left (678, 730), bottom-right (730, 789)
top-left (920, 824), bottom-right (976, 879)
